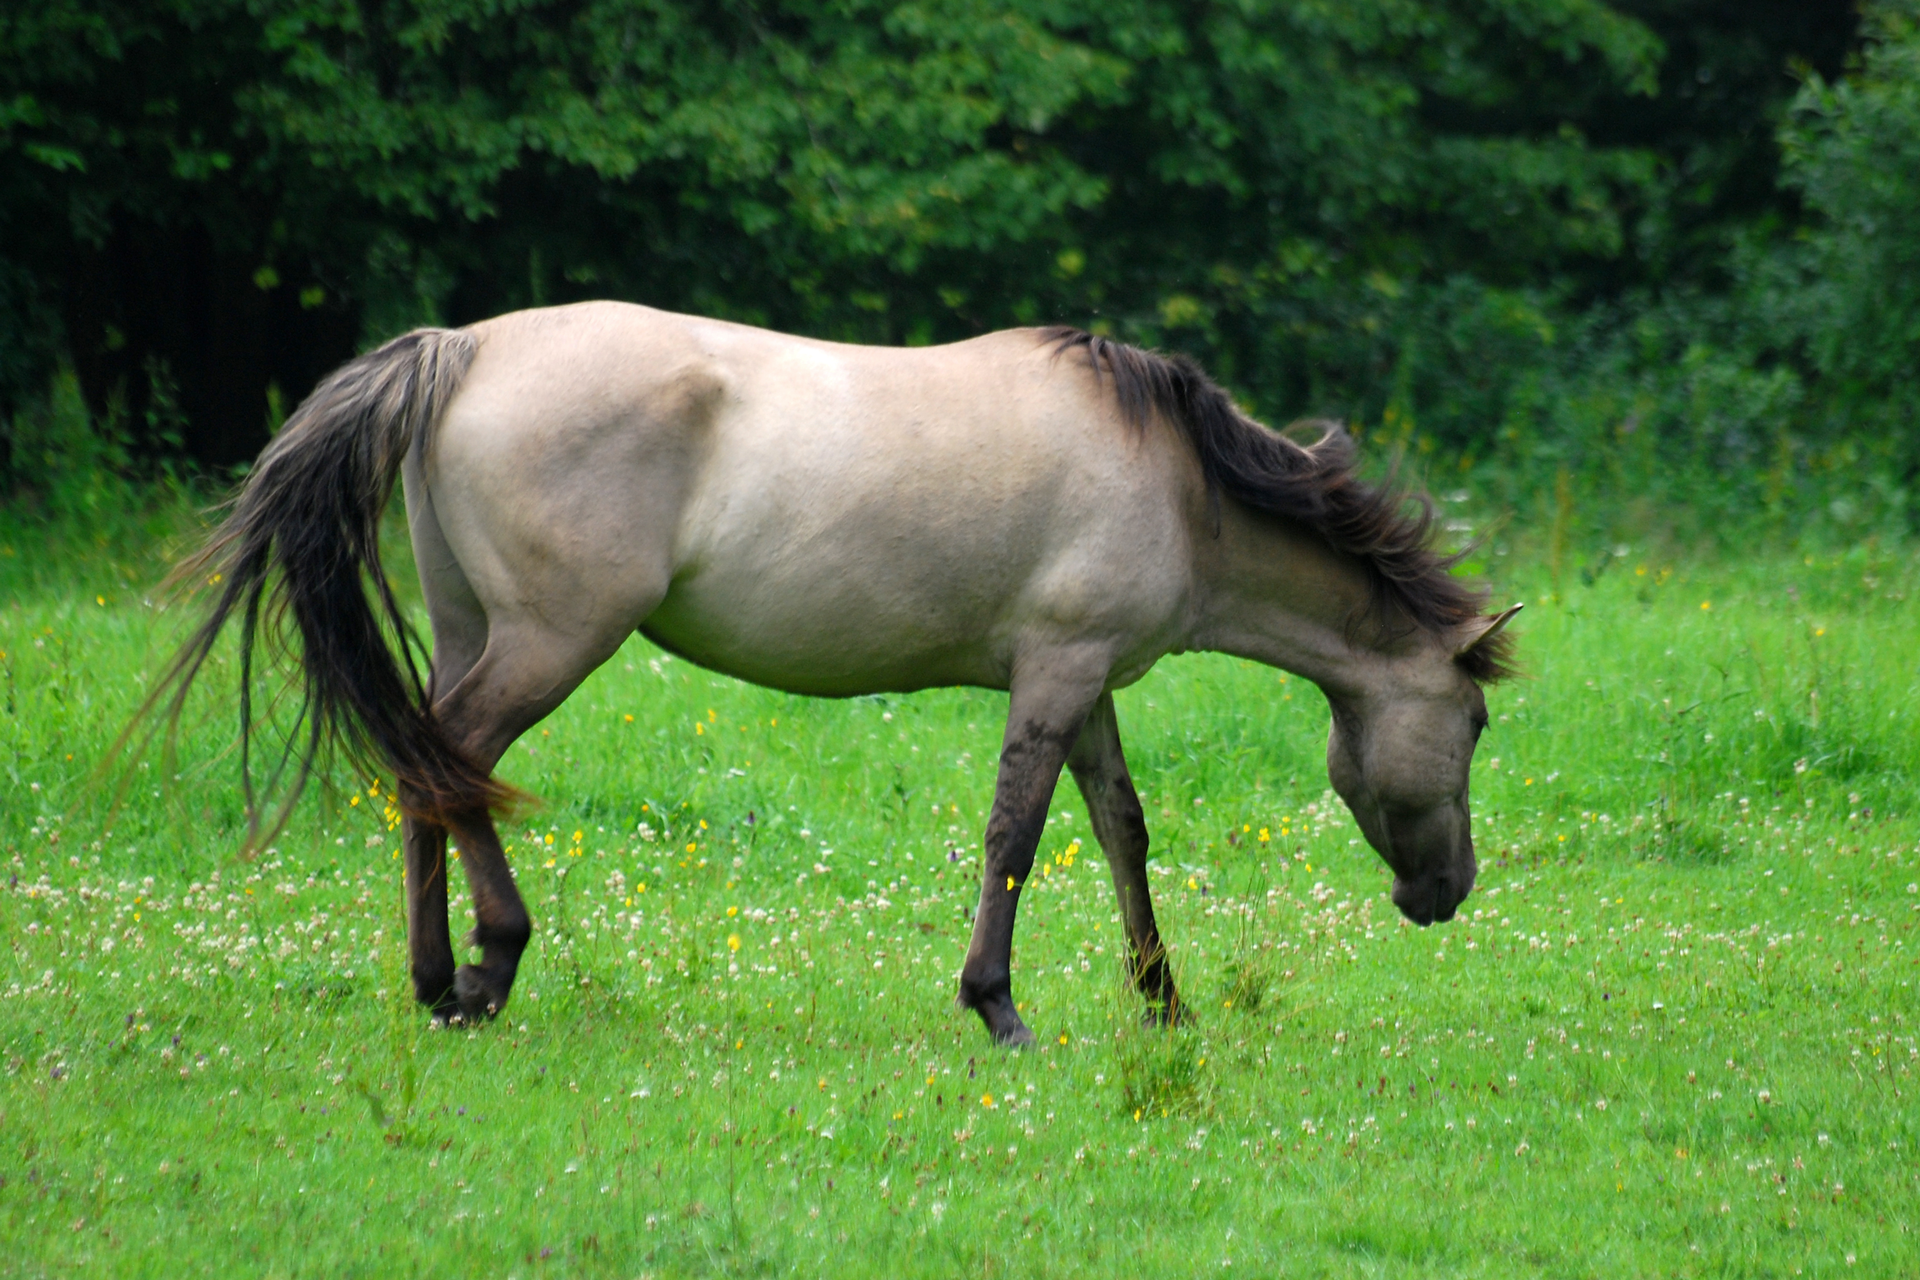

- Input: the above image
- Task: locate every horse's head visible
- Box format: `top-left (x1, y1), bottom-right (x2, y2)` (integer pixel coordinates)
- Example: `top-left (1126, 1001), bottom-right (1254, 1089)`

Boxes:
top-left (1324, 605), bottom-right (1521, 926)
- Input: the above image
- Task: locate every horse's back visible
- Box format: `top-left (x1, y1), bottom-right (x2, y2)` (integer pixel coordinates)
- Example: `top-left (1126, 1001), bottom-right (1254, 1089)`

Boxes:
top-left (426, 302), bottom-right (1201, 695)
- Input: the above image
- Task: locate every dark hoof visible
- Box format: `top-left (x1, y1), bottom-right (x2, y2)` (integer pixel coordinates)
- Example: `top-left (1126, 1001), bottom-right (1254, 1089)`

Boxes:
top-left (956, 986), bottom-right (1033, 1047)
top-left (452, 964), bottom-right (510, 1022)
top-left (414, 976), bottom-right (458, 1027)
top-left (995, 1022), bottom-right (1036, 1049)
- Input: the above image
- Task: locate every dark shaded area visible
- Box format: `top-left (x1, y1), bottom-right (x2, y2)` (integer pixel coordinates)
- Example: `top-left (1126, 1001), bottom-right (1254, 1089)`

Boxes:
top-left (63, 224), bottom-right (359, 465)
top-left (1593, 0), bottom-right (1861, 288)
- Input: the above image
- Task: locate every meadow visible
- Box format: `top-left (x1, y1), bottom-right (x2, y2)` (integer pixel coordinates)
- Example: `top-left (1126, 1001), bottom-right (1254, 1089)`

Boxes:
top-left (1, 515), bottom-right (1917, 1278)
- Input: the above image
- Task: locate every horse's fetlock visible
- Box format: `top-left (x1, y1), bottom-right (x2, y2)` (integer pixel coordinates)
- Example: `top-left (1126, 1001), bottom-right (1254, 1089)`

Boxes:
top-left (475, 911), bottom-right (532, 953)
top-left (956, 971), bottom-right (1010, 1012)
top-left (411, 964), bottom-right (455, 1009)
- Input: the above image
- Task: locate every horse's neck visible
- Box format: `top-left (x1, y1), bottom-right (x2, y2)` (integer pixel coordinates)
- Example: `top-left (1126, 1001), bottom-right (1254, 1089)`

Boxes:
top-left (1189, 500), bottom-right (1403, 695)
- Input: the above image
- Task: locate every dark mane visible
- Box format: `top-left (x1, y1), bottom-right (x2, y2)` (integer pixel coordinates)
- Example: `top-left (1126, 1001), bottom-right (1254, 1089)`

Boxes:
top-left (1040, 326), bottom-right (1515, 683)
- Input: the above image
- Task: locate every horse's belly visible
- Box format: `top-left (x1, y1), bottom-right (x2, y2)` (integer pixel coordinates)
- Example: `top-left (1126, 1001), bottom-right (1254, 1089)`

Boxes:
top-left (636, 435), bottom-right (1195, 695)
top-left (637, 553), bottom-right (1020, 696)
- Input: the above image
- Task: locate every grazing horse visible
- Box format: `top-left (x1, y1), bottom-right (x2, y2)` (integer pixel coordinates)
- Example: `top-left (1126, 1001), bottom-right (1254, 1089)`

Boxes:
top-left (157, 301), bottom-right (1517, 1045)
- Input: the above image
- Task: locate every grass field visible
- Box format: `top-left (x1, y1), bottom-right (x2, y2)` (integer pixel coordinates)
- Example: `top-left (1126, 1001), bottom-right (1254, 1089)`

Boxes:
top-left (2, 517), bottom-right (1918, 1277)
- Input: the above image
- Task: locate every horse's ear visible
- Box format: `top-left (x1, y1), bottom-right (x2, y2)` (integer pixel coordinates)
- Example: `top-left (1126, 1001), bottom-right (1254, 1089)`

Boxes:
top-left (1454, 603), bottom-right (1523, 658)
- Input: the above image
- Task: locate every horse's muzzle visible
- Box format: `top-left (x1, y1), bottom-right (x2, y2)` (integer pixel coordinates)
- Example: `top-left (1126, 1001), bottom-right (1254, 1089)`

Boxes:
top-left (1391, 868), bottom-right (1472, 926)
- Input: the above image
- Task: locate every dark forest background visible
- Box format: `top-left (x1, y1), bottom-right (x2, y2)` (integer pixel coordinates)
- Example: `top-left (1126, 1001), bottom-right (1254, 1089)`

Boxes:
top-left (3, 0), bottom-right (1917, 540)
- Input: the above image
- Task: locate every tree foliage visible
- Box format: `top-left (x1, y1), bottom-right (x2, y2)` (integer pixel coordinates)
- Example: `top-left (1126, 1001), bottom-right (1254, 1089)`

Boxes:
top-left (0, 0), bottom-right (1864, 475)
top-left (1780, 1), bottom-right (1920, 433)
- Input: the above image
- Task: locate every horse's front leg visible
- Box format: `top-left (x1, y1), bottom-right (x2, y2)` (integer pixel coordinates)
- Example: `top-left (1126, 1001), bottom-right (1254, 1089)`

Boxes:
top-left (958, 655), bottom-right (1107, 1046)
top-left (401, 810), bottom-right (458, 1018)
top-left (1067, 693), bottom-right (1185, 1025)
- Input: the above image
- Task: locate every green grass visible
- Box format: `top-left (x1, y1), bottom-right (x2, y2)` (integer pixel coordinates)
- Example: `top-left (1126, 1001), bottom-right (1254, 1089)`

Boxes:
top-left (2, 518), bottom-right (1918, 1277)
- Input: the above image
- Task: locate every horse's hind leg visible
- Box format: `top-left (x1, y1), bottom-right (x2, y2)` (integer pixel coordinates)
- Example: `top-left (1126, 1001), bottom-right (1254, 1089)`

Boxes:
top-left (430, 620), bottom-right (642, 1020)
top-left (402, 646), bottom-right (487, 1016)
top-left (401, 479), bottom-right (490, 1017)
top-left (402, 804), bottom-right (457, 1017)
top-left (1067, 693), bottom-right (1185, 1024)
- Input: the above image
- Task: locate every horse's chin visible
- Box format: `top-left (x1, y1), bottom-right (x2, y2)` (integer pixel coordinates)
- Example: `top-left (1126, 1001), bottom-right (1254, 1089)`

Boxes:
top-left (1391, 866), bottom-right (1473, 926)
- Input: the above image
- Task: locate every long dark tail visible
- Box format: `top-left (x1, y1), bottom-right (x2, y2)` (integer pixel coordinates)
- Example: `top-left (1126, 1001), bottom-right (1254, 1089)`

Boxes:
top-left (145, 327), bottom-right (513, 843)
